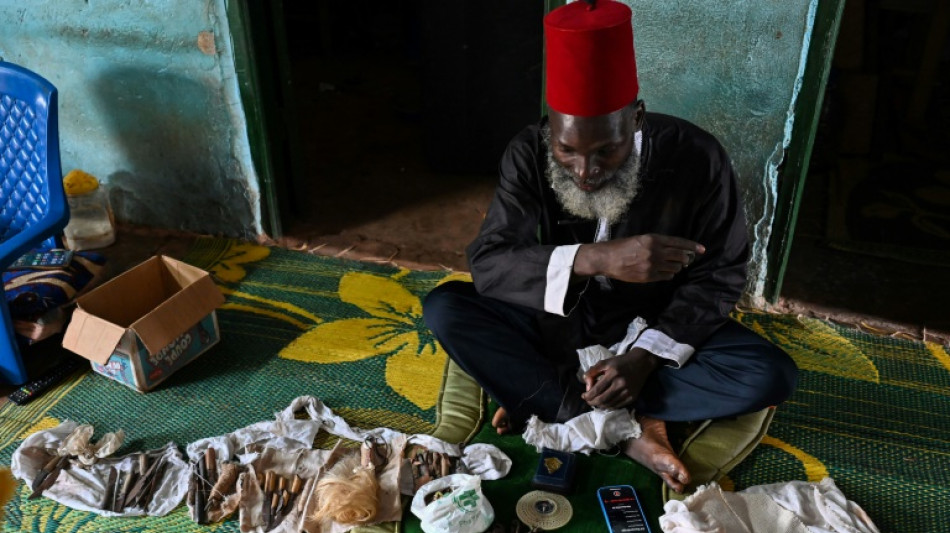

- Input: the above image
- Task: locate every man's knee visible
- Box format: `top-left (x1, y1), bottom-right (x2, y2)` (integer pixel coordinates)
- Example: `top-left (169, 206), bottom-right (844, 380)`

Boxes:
top-left (715, 323), bottom-right (799, 408)
top-left (757, 344), bottom-right (799, 406)
top-left (422, 281), bottom-right (473, 338)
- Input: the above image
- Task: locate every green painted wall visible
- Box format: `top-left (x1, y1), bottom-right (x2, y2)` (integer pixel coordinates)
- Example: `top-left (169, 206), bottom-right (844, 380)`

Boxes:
top-left (622, 0), bottom-right (818, 300)
top-left (0, 0), bottom-right (261, 238)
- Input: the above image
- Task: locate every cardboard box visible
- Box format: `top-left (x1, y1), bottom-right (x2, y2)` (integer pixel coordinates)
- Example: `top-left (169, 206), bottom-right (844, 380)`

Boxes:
top-left (63, 255), bottom-right (225, 392)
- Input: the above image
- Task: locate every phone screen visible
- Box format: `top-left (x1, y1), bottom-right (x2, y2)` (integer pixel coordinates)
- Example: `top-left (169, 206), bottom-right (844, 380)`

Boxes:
top-left (597, 485), bottom-right (650, 533)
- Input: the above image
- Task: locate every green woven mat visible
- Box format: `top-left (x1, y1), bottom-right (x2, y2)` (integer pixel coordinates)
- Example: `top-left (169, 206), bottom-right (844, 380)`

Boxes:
top-left (407, 312), bottom-right (950, 533)
top-left (3, 238), bottom-right (948, 532)
top-left (0, 237), bottom-right (477, 532)
top-left (728, 312), bottom-right (950, 533)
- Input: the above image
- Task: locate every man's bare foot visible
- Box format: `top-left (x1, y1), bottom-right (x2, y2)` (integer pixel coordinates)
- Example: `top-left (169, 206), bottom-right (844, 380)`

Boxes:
top-left (623, 416), bottom-right (691, 493)
top-left (492, 407), bottom-right (513, 435)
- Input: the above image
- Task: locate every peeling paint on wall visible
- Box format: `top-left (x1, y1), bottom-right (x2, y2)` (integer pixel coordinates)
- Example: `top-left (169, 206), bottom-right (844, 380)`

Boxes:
top-left (751, 0), bottom-right (818, 300)
top-left (0, 0), bottom-right (261, 238)
top-left (622, 0), bottom-right (818, 299)
top-left (197, 31), bottom-right (216, 56)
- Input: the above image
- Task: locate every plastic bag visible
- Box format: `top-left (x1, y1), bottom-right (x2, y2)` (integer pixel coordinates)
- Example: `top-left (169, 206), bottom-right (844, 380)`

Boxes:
top-left (410, 474), bottom-right (494, 533)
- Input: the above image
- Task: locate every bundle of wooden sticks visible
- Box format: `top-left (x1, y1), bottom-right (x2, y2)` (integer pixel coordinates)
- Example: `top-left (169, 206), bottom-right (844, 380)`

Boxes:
top-left (406, 445), bottom-right (465, 493)
top-left (258, 469), bottom-right (305, 531)
top-left (99, 450), bottom-right (168, 512)
top-left (188, 448), bottom-right (304, 530)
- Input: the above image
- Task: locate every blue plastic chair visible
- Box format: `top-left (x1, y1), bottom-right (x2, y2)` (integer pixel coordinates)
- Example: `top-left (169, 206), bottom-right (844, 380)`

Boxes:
top-left (0, 61), bottom-right (70, 385)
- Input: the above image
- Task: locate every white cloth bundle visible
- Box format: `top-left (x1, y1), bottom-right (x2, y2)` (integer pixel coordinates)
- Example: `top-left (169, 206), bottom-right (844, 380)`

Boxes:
top-left (659, 478), bottom-right (880, 533)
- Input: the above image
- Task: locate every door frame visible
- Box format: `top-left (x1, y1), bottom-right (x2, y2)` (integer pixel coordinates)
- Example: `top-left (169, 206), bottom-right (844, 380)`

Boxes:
top-left (225, 0), bottom-right (296, 239)
top-left (764, 0), bottom-right (846, 301)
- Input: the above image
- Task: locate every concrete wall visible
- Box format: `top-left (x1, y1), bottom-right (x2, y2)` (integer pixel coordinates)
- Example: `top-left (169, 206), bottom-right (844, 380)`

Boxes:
top-left (0, 0), bottom-right (261, 238)
top-left (624, 0), bottom-right (817, 299)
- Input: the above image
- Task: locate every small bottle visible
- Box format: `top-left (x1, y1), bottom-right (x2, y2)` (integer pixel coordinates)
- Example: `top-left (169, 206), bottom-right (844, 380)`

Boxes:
top-left (62, 169), bottom-right (116, 251)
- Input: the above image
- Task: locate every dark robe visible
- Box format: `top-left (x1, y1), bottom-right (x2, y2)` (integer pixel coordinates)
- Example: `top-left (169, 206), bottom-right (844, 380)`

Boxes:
top-left (466, 112), bottom-right (749, 357)
top-left (423, 112), bottom-right (796, 425)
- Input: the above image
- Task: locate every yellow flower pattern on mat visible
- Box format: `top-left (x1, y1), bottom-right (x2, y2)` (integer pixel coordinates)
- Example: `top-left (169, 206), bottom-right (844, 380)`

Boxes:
top-left (23, 417), bottom-right (62, 439)
top-left (737, 313), bottom-right (880, 383)
top-left (436, 272), bottom-right (473, 286)
top-left (207, 242), bottom-right (270, 283)
top-left (927, 342), bottom-right (950, 374)
top-left (279, 272), bottom-right (447, 410)
top-left (761, 435), bottom-right (829, 482)
top-left (0, 416), bottom-right (62, 451)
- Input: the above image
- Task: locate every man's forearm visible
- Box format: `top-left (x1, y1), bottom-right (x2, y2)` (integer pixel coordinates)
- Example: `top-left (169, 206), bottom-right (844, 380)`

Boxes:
top-left (573, 243), bottom-right (606, 278)
top-left (628, 347), bottom-right (663, 372)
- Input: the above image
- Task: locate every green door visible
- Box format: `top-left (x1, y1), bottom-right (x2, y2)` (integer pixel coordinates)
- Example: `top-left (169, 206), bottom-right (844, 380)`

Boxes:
top-left (225, 0), bottom-right (299, 239)
top-left (763, 0), bottom-right (845, 301)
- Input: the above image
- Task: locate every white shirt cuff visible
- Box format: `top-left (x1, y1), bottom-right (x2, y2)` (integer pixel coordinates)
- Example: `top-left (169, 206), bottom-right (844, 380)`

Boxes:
top-left (544, 244), bottom-right (582, 316)
top-left (633, 329), bottom-right (695, 368)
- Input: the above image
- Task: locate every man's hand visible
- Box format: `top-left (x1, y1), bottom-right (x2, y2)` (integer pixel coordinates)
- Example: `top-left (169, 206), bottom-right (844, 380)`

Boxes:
top-left (581, 347), bottom-right (661, 410)
top-left (574, 233), bottom-right (705, 283)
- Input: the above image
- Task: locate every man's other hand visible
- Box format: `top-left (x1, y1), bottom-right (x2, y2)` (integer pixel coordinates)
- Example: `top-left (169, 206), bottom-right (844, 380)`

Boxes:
top-left (575, 233), bottom-right (705, 283)
top-left (581, 347), bottom-right (661, 410)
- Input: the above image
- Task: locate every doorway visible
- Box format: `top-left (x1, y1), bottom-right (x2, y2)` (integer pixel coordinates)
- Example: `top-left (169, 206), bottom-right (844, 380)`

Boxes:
top-left (778, 0), bottom-right (950, 338)
top-left (269, 1), bottom-right (544, 270)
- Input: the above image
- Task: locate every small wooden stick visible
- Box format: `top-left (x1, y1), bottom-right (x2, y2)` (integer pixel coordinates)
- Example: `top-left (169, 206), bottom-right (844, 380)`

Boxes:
top-left (187, 468), bottom-right (197, 521)
top-left (120, 454), bottom-right (142, 508)
top-left (115, 466), bottom-right (135, 512)
top-left (140, 457), bottom-right (168, 510)
top-left (195, 456), bottom-right (208, 524)
top-left (441, 453), bottom-right (452, 478)
top-left (101, 467), bottom-right (117, 511)
top-left (111, 467), bottom-right (124, 512)
top-left (123, 453), bottom-right (157, 508)
top-left (262, 470), bottom-right (274, 529)
top-left (205, 447), bottom-right (218, 486)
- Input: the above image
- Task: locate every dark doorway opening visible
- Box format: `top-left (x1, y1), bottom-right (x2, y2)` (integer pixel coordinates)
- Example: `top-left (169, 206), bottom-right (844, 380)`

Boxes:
top-left (273, 1), bottom-right (544, 270)
top-left (779, 1), bottom-right (950, 339)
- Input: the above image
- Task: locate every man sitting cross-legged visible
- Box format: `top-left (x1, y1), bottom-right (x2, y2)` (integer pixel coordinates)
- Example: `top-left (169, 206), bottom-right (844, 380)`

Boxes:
top-left (423, 0), bottom-right (797, 494)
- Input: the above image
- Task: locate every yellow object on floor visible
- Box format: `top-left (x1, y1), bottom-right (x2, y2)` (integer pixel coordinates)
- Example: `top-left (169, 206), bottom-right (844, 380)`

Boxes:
top-left (0, 468), bottom-right (14, 520)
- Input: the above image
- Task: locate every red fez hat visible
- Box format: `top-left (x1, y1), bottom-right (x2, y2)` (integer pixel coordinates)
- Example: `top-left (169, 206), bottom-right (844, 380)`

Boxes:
top-left (544, 0), bottom-right (638, 117)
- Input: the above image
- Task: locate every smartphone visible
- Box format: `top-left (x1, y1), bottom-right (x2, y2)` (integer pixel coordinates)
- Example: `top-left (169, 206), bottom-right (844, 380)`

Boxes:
top-left (8, 249), bottom-right (74, 270)
top-left (597, 485), bottom-right (651, 533)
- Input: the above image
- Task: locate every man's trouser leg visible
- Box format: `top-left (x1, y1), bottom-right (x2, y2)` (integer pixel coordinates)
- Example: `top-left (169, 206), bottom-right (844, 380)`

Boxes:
top-left (629, 320), bottom-right (798, 501)
top-left (423, 281), bottom-right (576, 429)
top-left (425, 282), bottom-right (798, 432)
top-left (635, 320), bottom-right (798, 421)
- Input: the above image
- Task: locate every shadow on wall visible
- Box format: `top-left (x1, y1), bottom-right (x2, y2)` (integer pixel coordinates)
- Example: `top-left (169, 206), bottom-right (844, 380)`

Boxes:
top-left (92, 66), bottom-right (255, 236)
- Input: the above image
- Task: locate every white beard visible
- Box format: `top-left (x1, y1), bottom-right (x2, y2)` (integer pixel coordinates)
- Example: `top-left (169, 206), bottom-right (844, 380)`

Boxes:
top-left (542, 126), bottom-right (642, 225)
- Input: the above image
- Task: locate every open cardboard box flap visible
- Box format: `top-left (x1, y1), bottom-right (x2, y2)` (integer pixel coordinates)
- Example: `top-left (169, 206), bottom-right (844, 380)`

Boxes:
top-left (62, 308), bottom-right (129, 365)
top-left (63, 255), bottom-right (224, 364)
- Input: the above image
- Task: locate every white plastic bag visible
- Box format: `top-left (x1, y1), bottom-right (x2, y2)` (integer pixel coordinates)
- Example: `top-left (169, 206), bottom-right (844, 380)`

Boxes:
top-left (410, 474), bottom-right (494, 533)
